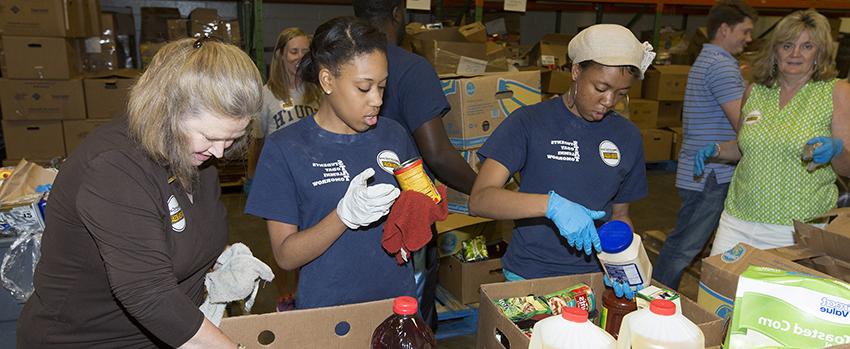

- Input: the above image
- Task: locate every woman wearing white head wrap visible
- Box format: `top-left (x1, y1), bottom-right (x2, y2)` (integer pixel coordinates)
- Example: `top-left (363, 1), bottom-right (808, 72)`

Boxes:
top-left (469, 24), bottom-right (654, 298)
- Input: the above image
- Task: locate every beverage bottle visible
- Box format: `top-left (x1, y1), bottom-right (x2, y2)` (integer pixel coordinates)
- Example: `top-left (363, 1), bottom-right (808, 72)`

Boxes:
top-left (371, 296), bottom-right (436, 349)
top-left (529, 307), bottom-right (615, 349)
top-left (600, 287), bottom-right (637, 338)
top-left (597, 220), bottom-right (652, 289)
top-left (616, 299), bottom-right (704, 349)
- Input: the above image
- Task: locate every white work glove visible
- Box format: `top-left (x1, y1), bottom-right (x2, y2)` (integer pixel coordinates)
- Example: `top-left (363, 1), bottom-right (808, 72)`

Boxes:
top-left (336, 168), bottom-right (400, 229)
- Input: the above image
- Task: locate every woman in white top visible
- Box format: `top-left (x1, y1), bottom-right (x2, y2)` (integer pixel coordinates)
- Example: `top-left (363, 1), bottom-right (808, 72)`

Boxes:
top-left (247, 27), bottom-right (322, 186)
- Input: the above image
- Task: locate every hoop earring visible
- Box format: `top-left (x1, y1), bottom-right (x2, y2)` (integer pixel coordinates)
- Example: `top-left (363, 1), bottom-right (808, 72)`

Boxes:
top-left (567, 84), bottom-right (577, 109)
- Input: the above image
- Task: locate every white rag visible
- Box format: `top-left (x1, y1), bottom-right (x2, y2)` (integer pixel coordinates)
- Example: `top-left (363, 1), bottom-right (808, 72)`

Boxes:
top-left (200, 243), bottom-right (274, 326)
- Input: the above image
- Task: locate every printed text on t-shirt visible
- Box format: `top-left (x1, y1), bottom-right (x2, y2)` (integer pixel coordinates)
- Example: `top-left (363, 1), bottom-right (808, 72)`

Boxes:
top-left (311, 160), bottom-right (350, 187)
top-left (547, 140), bottom-right (580, 162)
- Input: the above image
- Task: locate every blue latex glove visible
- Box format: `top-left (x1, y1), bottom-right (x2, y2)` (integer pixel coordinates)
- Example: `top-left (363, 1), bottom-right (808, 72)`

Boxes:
top-left (807, 137), bottom-right (844, 164)
top-left (243, 177), bottom-right (253, 195)
top-left (693, 143), bottom-right (718, 177)
top-left (603, 274), bottom-right (644, 300)
top-left (545, 191), bottom-right (606, 255)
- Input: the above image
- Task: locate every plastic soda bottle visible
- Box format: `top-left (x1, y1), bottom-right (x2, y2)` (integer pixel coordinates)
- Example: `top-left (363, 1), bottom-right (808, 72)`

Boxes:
top-left (616, 299), bottom-right (704, 349)
top-left (597, 220), bottom-right (652, 289)
top-left (371, 296), bottom-right (436, 349)
top-left (529, 307), bottom-right (616, 349)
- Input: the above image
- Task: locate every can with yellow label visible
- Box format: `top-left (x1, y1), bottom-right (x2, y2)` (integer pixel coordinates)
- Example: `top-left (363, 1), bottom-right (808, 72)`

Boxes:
top-left (393, 157), bottom-right (441, 203)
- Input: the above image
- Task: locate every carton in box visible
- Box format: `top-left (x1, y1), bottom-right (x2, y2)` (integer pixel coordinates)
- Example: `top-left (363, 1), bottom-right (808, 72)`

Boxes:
top-left (140, 7), bottom-right (181, 43)
top-left (527, 33), bottom-right (572, 68)
top-left (441, 71), bottom-right (541, 149)
top-left (219, 298), bottom-right (392, 348)
top-left (540, 69), bottom-right (571, 95)
top-left (2, 120), bottom-right (66, 160)
top-left (83, 70), bottom-right (138, 119)
top-left (439, 255), bottom-right (505, 304)
top-left (643, 65), bottom-right (690, 101)
top-left (667, 126), bottom-right (684, 159)
top-left (0, 0), bottom-right (100, 37)
top-left (698, 243), bottom-right (829, 319)
top-left (641, 128), bottom-right (673, 162)
top-left (657, 101), bottom-right (684, 128)
top-left (3, 36), bottom-right (81, 79)
top-left (0, 78), bottom-right (86, 120)
top-left (476, 273), bottom-right (725, 348)
top-left (63, 119), bottom-right (111, 155)
top-left (624, 99), bottom-right (659, 129)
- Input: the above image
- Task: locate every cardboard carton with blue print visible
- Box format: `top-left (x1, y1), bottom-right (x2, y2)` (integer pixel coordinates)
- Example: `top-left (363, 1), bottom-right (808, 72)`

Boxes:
top-left (725, 266), bottom-right (850, 348)
top-left (441, 70), bottom-right (541, 150)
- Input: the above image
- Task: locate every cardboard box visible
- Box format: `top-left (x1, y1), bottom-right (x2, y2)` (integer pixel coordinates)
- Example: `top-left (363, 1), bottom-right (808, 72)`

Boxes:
top-left (2, 120), bottom-right (66, 160)
top-left (420, 40), bottom-right (488, 76)
top-left (657, 101), bottom-right (684, 128)
top-left (641, 128), bottom-right (673, 162)
top-left (667, 126), bottom-right (683, 160)
top-left (698, 243), bottom-right (829, 320)
top-left (62, 119), bottom-right (111, 154)
top-left (476, 273), bottom-right (725, 348)
top-left (83, 70), bottom-right (138, 119)
top-left (629, 79), bottom-right (642, 99)
top-left (0, 78), bottom-right (85, 120)
top-left (437, 216), bottom-right (512, 257)
top-left (459, 22), bottom-right (487, 43)
top-left (140, 41), bottom-right (167, 69)
top-left (440, 255), bottom-right (505, 304)
top-left (624, 99), bottom-right (659, 129)
top-left (166, 19), bottom-right (189, 41)
top-left (0, 0), bottom-right (100, 37)
top-left (441, 71), bottom-right (541, 149)
top-left (541, 69), bottom-right (571, 95)
top-left (2, 36), bottom-right (81, 79)
top-left (643, 65), bottom-right (690, 101)
top-left (219, 298), bottom-right (393, 348)
top-left (527, 33), bottom-right (572, 68)
top-left (140, 7), bottom-right (181, 43)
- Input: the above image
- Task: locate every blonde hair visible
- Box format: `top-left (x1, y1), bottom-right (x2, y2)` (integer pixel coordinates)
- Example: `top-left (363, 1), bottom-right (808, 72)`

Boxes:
top-left (267, 27), bottom-right (321, 105)
top-left (128, 38), bottom-right (263, 191)
top-left (751, 9), bottom-right (837, 87)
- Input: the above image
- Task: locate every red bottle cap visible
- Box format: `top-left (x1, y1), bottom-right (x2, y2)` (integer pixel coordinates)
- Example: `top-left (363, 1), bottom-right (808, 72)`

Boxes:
top-left (649, 299), bottom-right (676, 316)
top-left (561, 307), bottom-right (588, 323)
top-left (393, 296), bottom-right (419, 315)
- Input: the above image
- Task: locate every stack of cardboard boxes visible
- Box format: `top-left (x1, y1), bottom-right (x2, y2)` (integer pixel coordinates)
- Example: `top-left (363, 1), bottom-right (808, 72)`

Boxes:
top-left (622, 64), bottom-right (691, 162)
top-left (139, 7), bottom-right (240, 70)
top-left (0, 1), bottom-right (138, 162)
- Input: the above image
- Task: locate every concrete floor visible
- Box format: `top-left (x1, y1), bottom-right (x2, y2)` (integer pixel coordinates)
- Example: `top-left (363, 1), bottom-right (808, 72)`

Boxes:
top-left (224, 168), bottom-right (686, 348)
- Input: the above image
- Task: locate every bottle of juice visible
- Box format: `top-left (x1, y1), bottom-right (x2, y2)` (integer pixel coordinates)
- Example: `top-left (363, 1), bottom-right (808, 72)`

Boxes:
top-left (529, 307), bottom-right (616, 349)
top-left (616, 299), bottom-right (704, 349)
top-left (597, 220), bottom-right (652, 289)
top-left (371, 296), bottom-right (436, 349)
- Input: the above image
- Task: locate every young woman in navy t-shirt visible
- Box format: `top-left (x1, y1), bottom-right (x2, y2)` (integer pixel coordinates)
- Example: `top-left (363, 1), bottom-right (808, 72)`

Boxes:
top-left (469, 24), bottom-right (655, 298)
top-left (245, 17), bottom-right (418, 309)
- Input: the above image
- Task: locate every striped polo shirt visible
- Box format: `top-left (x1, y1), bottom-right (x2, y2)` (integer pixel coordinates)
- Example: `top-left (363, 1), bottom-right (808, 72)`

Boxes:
top-left (675, 44), bottom-right (744, 191)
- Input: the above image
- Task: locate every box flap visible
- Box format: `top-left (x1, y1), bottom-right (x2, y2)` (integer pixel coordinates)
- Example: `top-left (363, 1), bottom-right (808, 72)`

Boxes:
top-left (85, 68), bottom-right (140, 79)
top-left (794, 220), bottom-right (850, 265)
top-left (436, 213), bottom-right (492, 234)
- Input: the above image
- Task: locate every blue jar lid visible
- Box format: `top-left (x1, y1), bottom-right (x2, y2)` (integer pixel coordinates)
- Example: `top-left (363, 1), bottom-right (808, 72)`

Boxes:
top-left (598, 220), bottom-right (633, 254)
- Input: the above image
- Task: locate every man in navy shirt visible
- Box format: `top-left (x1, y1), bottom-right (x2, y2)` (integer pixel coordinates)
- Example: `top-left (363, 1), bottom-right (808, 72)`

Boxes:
top-left (653, 0), bottom-right (756, 290)
top-left (354, 0), bottom-right (477, 329)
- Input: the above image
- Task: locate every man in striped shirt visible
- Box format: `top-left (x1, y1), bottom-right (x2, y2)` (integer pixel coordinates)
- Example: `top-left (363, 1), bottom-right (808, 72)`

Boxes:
top-left (654, 0), bottom-right (757, 289)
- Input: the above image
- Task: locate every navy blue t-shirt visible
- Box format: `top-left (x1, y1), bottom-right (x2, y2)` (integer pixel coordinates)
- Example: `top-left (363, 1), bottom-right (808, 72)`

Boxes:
top-left (478, 97), bottom-right (648, 279)
top-left (381, 44), bottom-right (450, 135)
top-left (245, 115), bottom-right (418, 309)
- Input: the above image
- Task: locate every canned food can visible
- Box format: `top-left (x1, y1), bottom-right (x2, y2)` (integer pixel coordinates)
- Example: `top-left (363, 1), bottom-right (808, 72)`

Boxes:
top-left (393, 157), bottom-right (441, 203)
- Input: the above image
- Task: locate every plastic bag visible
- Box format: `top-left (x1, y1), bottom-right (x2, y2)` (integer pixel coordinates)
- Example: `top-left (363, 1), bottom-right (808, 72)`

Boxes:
top-left (1, 228), bottom-right (42, 301)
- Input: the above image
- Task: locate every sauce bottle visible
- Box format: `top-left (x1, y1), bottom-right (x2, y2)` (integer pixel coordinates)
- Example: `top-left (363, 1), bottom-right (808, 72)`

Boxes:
top-left (371, 296), bottom-right (436, 349)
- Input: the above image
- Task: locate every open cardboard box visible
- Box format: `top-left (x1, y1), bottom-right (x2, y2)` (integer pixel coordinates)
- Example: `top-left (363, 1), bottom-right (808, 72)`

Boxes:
top-left (477, 273), bottom-right (724, 348)
top-left (219, 298), bottom-right (392, 348)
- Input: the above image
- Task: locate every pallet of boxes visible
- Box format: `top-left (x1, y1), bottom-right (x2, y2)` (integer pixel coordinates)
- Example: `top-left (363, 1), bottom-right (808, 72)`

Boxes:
top-left (0, 0), bottom-right (140, 164)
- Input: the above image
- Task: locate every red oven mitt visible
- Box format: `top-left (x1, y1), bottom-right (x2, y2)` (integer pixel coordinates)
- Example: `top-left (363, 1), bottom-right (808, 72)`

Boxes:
top-left (382, 185), bottom-right (449, 264)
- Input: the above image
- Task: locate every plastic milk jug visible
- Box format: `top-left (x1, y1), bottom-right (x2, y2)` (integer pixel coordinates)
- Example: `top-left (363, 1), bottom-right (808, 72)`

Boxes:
top-left (616, 299), bottom-right (704, 349)
top-left (597, 220), bottom-right (652, 289)
top-left (529, 307), bottom-right (616, 349)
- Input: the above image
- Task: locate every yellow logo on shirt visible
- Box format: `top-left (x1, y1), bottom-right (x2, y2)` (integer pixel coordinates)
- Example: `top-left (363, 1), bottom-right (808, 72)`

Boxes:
top-left (167, 195), bottom-right (186, 232)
